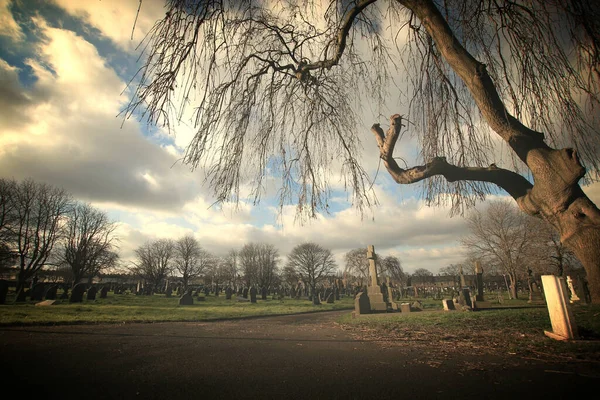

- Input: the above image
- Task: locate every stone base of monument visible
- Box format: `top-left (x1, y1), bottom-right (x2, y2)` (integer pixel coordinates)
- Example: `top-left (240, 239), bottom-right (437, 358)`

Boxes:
top-left (472, 300), bottom-right (493, 310)
top-left (400, 303), bottom-right (411, 313)
top-left (367, 285), bottom-right (387, 312)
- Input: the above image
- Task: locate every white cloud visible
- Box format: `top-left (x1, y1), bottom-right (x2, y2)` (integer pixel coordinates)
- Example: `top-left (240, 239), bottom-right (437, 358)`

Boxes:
top-left (53, 0), bottom-right (166, 51)
top-left (0, 0), bottom-right (24, 41)
top-left (0, 15), bottom-right (201, 211)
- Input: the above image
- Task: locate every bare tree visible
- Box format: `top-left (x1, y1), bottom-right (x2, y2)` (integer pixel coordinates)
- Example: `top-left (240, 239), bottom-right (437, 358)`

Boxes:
top-left (59, 202), bottom-right (119, 286)
top-left (461, 200), bottom-right (538, 299)
top-left (343, 248), bottom-right (370, 286)
top-left (129, 1), bottom-right (600, 302)
top-left (174, 234), bottom-right (211, 291)
top-left (3, 179), bottom-right (72, 296)
top-left (133, 238), bottom-right (175, 293)
top-left (220, 249), bottom-right (239, 288)
top-left (286, 242), bottom-right (337, 305)
top-left (239, 243), bottom-right (279, 290)
top-left (379, 255), bottom-right (406, 286)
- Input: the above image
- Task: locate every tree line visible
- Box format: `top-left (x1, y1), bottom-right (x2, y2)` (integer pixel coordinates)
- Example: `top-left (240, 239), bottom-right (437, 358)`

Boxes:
top-left (0, 178), bottom-right (120, 296)
top-left (443, 200), bottom-right (585, 300)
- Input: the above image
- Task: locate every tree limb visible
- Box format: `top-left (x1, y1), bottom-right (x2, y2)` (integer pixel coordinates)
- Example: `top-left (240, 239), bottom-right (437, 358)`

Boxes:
top-left (372, 115), bottom-right (533, 204)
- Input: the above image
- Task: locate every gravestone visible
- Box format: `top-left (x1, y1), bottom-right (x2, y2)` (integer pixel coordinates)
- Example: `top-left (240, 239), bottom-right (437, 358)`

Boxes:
top-left (366, 245), bottom-right (387, 312)
top-left (442, 299), bottom-right (455, 311)
top-left (179, 290), bottom-right (194, 305)
top-left (237, 296), bottom-right (250, 302)
top-left (87, 286), bottom-right (98, 301)
top-left (44, 285), bottom-right (58, 300)
top-left (566, 276), bottom-right (581, 303)
top-left (70, 283), bottom-right (86, 303)
top-left (250, 287), bottom-right (257, 303)
top-left (225, 287), bottom-right (233, 300)
top-left (541, 275), bottom-right (578, 340)
top-left (354, 292), bottom-right (371, 315)
top-left (165, 286), bottom-right (172, 298)
top-left (475, 261), bottom-right (485, 302)
top-left (400, 303), bottom-right (411, 313)
top-left (100, 286), bottom-right (109, 299)
top-left (35, 300), bottom-right (56, 306)
top-left (326, 291), bottom-right (334, 303)
top-left (459, 288), bottom-right (472, 308)
top-left (0, 280), bottom-right (8, 304)
top-left (386, 277), bottom-right (398, 311)
top-left (204, 287), bottom-right (210, 297)
top-left (411, 300), bottom-right (423, 311)
top-left (335, 286), bottom-right (340, 301)
top-left (60, 287), bottom-right (69, 300)
top-left (243, 288), bottom-right (249, 299)
top-left (527, 269), bottom-right (544, 303)
top-left (31, 283), bottom-right (45, 301)
top-left (261, 287), bottom-right (268, 300)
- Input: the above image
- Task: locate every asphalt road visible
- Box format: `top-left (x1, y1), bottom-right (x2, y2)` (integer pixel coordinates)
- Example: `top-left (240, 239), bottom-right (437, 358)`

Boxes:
top-left (1, 310), bottom-right (598, 399)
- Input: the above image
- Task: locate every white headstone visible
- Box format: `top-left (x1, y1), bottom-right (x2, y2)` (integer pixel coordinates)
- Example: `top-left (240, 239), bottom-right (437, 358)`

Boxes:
top-left (541, 275), bottom-right (578, 340)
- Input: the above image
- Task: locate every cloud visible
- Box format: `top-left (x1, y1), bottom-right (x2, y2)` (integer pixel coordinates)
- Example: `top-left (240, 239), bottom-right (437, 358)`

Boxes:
top-left (53, 0), bottom-right (165, 52)
top-left (0, 16), bottom-right (201, 211)
top-left (0, 0), bottom-right (24, 41)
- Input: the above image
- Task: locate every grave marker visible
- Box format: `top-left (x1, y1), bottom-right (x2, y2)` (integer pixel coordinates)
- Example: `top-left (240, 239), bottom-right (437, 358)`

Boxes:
top-left (354, 292), bottom-right (371, 315)
top-left (70, 283), bottom-right (86, 303)
top-left (541, 275), bottom-right (578, 340)
top-left (87, 286), bottom-right (98, 301)
top-left (366, 245), bottom-right (387, 312)
top-left (179, 290), bottom-right (194, 305)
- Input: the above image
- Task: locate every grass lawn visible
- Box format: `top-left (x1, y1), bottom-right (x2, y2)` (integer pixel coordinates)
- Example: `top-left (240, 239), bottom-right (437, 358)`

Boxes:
top-left (0, 292), bottom-right (354, 325)
top-left (337, 299), bottom-right (600, 362)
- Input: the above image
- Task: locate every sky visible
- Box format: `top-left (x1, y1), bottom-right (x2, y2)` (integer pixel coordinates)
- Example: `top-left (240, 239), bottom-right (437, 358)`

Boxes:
top-left (1, 0), bottom-right (599, 276)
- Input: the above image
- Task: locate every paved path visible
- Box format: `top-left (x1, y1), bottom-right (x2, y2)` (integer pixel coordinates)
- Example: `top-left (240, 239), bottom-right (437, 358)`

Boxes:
top-left (1, 310), bottom-right (597, 399)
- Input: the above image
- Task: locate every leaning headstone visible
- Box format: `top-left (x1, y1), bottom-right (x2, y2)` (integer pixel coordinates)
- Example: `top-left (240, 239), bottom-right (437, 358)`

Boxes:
top-left (250, 287), bottom-right (257, 303)
top-left (366, 245), bottom-right (387, 312)
top-left (411, 300), bottom-right (423, 311)
top-left (354, 292), bottom-right (371, 316)
top-left (70, 283), bottom-right (86, 303)
top-left (541, 275), bottom-right (578, 340)
top-left (100, 286), bottom-right (109, 299)
top-left (0, 280), bottom-right (9, 304)
top-left (31, 283), bottom-right (45, 301)
top-left (460, 288), bottom-right (472, 308)
top-left (179, 290), bottom-right (194, 305)
top-left (44, 285), bottom-right (58, 300)
top-left (442, 299), bottom-right (455, 311)
top-left (87, 286), bottom-right (98, 301)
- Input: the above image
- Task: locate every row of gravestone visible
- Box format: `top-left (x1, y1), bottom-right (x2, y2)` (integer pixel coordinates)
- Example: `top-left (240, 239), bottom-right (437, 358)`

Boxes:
top-left (0, 280), bottom-right (109, 304)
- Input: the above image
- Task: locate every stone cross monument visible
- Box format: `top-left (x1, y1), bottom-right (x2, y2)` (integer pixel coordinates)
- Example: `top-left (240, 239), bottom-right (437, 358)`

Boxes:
top-left (366, 245), bottom-right (387, 312)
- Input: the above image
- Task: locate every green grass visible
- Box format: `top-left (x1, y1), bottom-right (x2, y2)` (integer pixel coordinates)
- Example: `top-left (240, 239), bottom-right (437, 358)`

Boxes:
top-left (0, 292), bottom-right (354, 325)
top-left (337, 300), bottom-right (600, 361)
